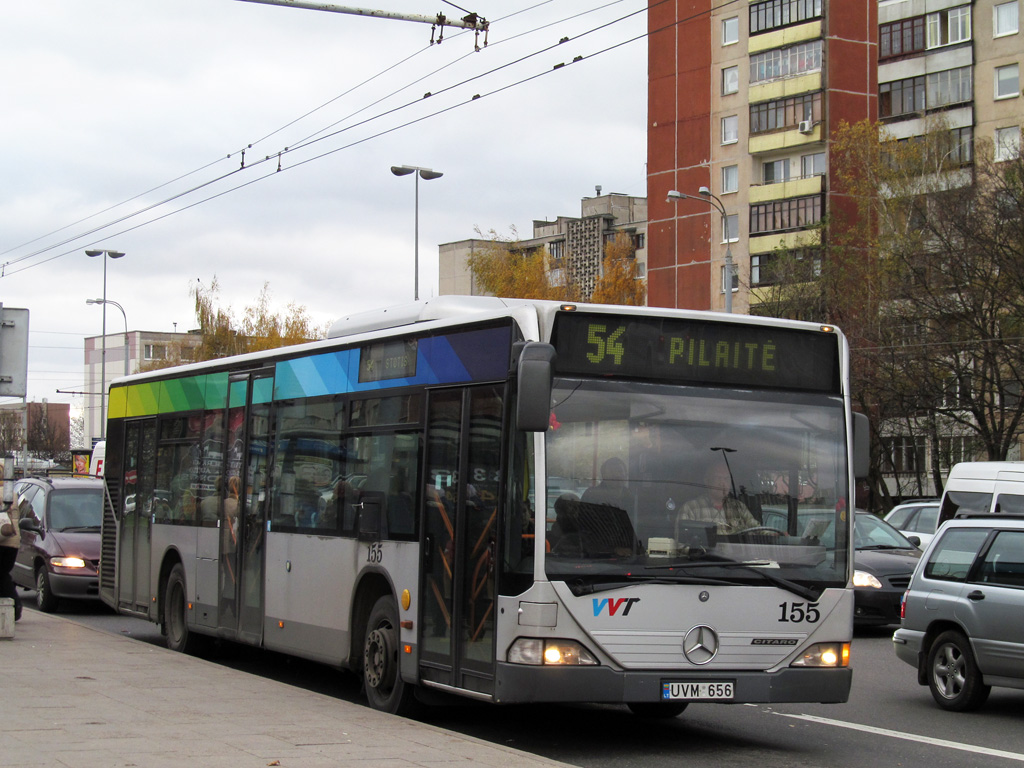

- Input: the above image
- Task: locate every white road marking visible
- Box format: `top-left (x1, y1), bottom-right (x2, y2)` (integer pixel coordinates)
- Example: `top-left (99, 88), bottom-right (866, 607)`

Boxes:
top-left (774, 712), bottom-right (1024, 763)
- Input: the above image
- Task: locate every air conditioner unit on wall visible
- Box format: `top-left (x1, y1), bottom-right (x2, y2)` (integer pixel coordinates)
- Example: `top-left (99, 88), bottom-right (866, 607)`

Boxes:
top-left (798, 120), bottom-right (814, 134)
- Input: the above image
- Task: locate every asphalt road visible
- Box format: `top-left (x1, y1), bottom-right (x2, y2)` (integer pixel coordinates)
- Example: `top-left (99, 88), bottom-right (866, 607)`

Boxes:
top-left (22, 592), bottom-right (1024, 768)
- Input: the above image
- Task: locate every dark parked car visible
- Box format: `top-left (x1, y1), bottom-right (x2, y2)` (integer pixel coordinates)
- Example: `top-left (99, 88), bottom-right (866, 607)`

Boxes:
top-left (849, 512), bottom-right (922, 627)
top-left (12, 476), bottom-right (104, 612)
top-left (762, 507), bottom-right (920, 627)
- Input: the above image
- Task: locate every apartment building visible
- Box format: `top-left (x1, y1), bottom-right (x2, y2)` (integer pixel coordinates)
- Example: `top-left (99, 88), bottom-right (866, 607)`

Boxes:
top-left (647, 0), bottom-right (876, 312)
top-left (438, 192), bottom-right (647, 299)
top-left (84, 330), bottom-right (199, 446)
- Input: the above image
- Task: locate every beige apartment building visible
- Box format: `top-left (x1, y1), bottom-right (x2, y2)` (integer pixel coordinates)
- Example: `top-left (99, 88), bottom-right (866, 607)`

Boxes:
top-left (439, 191), bottom-right (647, 300)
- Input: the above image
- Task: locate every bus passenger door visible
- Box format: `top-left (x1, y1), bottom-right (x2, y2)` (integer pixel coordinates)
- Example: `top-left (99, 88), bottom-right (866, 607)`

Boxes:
top-left (118, 420), bottom-right (155, 616)
top-left (218, 371), bottom-right (272, 644)
top-left (421, 385), bottom-right (504, 697)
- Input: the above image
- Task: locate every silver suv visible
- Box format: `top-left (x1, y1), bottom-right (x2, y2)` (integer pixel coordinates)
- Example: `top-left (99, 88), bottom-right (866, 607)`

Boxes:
top-left (893, 516), bottom-right (1024, 711)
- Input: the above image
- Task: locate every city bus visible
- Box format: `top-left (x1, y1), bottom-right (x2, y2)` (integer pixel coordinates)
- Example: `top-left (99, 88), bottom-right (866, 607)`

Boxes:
top-left (99, 296), bottom-right (866, 716)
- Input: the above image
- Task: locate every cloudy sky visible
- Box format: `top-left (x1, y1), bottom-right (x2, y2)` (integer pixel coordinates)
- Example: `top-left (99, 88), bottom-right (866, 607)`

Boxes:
top-left (0, 0), bottom-right (648, 414)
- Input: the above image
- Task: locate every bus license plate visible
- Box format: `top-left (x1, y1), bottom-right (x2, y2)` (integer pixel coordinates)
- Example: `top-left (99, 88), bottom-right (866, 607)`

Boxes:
top-left (663, 681), bottom-right (735, 700)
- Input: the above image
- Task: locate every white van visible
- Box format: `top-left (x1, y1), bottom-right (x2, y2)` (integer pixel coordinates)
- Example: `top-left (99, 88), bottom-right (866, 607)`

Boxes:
top-left (937, 461), bottom-right (1024, 526)
top-left (91, 440), bottom-right (106, 480)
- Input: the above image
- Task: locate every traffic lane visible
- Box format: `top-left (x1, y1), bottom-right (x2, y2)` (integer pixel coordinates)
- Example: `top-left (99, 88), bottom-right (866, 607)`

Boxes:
top-left (784, 626), bottom-right (1024, 756)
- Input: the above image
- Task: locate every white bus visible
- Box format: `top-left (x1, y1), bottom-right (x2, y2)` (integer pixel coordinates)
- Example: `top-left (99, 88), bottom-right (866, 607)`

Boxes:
top-left (99, 296), bottom-right (866, 716)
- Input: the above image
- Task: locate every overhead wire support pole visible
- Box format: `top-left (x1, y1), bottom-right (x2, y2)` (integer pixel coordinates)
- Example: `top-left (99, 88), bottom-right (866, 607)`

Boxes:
top-left (234, 0), bottom-right (489, 45)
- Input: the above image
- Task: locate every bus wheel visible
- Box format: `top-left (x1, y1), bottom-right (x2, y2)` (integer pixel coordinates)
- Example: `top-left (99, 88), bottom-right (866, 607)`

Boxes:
top-left (363, 595), bottom-right (417, 715)
top-left (627, 702), bottom-right (688, 718)
top-left (164, 563), bottom-right (202, 654)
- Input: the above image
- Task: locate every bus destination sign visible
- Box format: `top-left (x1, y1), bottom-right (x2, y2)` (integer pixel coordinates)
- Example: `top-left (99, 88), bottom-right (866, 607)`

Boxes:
top-left (358, 339), bottom-right (418, 383)
top-left (551, 312), bottom-right (840, 393)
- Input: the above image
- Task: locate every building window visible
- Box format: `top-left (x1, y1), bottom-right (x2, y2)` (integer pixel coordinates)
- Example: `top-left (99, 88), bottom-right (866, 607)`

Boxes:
top-left (144, 344), bottom-right (166, 361)
top-left (722, 115), bottom-right (739, 144)
top-left (749, 40), bottom-right (822, 85)
top-left (926, 5), bottom-right (971, 48)
top-left (995, 2), bottom-right (1019, 36)
top-left (722, 16), bottom-right (739, 45)
top-left (721, 265), bottom-right (740, 293)
top-left (750, 195), bottom-right (822, 235)
top-left (750, 249), bottom-right (820, 286)
top-left (722, 66), bottom-right (739, 95)
top-left (749, 92), bottom-right (821, 134)
top-left (948, 126), bottom-right (974, 165)
top-left (801, 151), bottom-right (826, 177)
top-left (547, 240), bottom-right (565, 260)
top-left (996, 63), bottom-right (1020, 99)
top-left (886, 436), bottom-right (926, 473)
top-left (762, 158), bottom-right (790, 184)
top-left (879, 76), bottom-right (925, 118)
top-left (926, 66), bottom-right (973, 109)
top-left (880, 16), bottom-right (926, 59)
top-left (996, 126), bottom-right (1021, 160)
top-left (722, 165), bottom-right (739, 193)
top-left (749, 0), bottom-right (823, 36)
top-left (724, 213), bottom-right (739, 243)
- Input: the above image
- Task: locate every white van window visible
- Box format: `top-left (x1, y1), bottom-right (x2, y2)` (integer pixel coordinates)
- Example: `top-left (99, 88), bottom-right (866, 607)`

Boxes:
top-left (996, 494), bottom-right (1024, 515)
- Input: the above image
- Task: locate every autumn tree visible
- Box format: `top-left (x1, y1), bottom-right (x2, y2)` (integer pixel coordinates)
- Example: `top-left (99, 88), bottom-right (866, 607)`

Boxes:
top-left (466, 228), bottom-right (579, 301)
top-left (590, 232), bottom-right (647, 306)
top-left (757, 118), bottom-right (1024, 500)
top-left (141, 277), bottom-right (326, 370)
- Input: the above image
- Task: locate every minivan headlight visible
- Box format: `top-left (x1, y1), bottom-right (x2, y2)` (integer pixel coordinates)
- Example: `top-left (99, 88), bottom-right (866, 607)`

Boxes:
top-left (50, 556), bottom-right (87, 569)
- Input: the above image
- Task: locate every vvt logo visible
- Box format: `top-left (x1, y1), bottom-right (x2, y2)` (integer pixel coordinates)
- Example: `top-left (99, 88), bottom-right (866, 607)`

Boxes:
top-left (592, 597), bottom-right (641, 617)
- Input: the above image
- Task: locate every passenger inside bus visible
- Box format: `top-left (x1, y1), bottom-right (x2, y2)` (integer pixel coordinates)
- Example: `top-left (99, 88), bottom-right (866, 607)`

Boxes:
top-left (581, 457), bottom-right (633, 514)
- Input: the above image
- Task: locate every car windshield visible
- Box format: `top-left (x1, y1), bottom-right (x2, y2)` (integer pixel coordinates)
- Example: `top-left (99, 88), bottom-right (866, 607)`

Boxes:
top-left (854, 514), bottom-right (917, 550)
top-left (542, 378), bottom-right (850, 593)
top-left (48, 489), bottom-right (103, 531)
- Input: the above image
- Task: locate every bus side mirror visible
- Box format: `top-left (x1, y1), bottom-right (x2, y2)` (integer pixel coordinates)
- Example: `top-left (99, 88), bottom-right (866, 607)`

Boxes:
top-left (852, 412), bottom-right (870, 481)
top-left (515, 342), bottom-right (555, 432)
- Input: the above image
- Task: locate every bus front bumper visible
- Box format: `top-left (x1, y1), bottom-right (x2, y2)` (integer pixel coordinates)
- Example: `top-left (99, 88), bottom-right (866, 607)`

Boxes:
top-left (493, 662), bottom-right (852, 705)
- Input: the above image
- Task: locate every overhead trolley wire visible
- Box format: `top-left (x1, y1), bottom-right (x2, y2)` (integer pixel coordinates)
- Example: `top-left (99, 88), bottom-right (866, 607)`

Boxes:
top-left (1, 0), bottom-right (731, 280)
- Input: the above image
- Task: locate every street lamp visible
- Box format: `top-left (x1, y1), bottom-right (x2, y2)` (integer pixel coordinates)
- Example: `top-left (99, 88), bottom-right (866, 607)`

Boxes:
top-left (666, 187), bottom-right (736, 313)
top-left (391, 165), bottom-right (443, 301)
top-left (86, 298), bottom-right (128, 377)
top-left (85, 248), bottom-right (125, 436)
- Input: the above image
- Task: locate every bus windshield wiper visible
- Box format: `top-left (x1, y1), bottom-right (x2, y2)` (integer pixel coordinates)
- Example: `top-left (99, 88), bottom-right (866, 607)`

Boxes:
top-left (568, 573), bottom-right (747, 596)
top-left (644, 559), bottom-right (822, 601)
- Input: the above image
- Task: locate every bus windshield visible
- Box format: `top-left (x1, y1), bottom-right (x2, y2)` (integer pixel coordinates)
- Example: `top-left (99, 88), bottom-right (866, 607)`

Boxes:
top-left (543, 378), bottom-right (850, 592)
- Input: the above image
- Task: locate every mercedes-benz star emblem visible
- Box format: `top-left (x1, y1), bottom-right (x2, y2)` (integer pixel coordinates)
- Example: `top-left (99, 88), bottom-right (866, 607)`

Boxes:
top-left (683, 625), bottom-right (719, 665)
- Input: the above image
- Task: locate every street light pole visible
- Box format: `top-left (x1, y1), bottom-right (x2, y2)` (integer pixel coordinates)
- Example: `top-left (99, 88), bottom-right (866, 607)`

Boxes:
top-left (666, 187), bottom-right (735, 313)
top-left (391, 165), bottom-right (443, 301)
top-left (85, 249), bottom-right (125, 438)
top-left (86, 298), bottom-right (129, 377)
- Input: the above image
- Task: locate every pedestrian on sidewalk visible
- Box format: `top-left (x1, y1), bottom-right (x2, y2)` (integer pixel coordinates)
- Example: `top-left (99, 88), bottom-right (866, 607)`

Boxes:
top-left (0, 497), bottom-right (23, 621)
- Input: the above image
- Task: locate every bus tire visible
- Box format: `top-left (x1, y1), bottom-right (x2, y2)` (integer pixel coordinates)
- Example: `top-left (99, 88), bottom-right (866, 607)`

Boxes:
top-left (363, 594), bottom-right (418, 715)
top-left (627, 701), bottom-right (688, 718)
top-left (163, 563), bottom-right (203, 655)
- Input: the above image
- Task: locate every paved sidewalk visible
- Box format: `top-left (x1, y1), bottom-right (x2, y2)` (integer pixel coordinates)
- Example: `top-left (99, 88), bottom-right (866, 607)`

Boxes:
top-left (2, 611), bottom-right (575, 768)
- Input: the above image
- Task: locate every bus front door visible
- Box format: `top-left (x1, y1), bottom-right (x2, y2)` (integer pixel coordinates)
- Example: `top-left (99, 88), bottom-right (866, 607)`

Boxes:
top-left (421, 385), bottom-right (503, 698)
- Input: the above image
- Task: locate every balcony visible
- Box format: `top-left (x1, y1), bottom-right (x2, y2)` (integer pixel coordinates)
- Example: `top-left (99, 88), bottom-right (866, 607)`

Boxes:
top-left (749, 174), bottom-right (825, 205)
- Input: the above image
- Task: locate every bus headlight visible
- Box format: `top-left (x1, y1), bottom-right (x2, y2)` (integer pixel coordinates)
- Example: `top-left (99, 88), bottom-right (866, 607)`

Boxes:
top-left (790, 642), bottom-right (850, 668)
top-left (853, 570), bottom-right (882, 589)
top-left (508, 638), bottom-right (599, 666)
